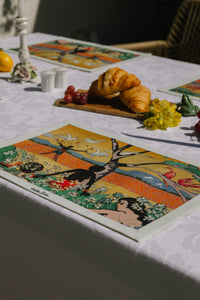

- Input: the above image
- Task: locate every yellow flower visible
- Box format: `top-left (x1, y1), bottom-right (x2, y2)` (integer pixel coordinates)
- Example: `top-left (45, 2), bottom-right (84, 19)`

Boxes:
top-left (143, 117), bottom-right (159, 130)
top-left (143, 98), bottom-right (181, 130)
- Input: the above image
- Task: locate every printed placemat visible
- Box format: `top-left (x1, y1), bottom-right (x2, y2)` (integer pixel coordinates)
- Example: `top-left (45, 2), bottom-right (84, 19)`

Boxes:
top-left (159, 76), bottom-right (200, 100)
top-left (0, 121), bottom-right (200, 241)
top-left (8, 37), bottom-right (150, 72)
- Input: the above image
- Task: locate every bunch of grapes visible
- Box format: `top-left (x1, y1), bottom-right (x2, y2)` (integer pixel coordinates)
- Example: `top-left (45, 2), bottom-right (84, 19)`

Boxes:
top-left (64, 85), bottom-right (88, 105)
top-left (194, 110), bottom-right (200, 133)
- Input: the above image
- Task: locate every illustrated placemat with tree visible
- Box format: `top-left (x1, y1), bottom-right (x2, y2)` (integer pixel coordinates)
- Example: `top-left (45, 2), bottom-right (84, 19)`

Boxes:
top-left (159, 76), bottom-right (200, 100)
top-left (0, 122), bottom-right (200, 241)
top-left (9, 37), bottom-right (150, 72)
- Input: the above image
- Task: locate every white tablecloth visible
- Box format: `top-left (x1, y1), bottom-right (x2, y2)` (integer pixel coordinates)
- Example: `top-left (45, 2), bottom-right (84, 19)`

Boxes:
top-left (1, 33), bottom-right (200, 300)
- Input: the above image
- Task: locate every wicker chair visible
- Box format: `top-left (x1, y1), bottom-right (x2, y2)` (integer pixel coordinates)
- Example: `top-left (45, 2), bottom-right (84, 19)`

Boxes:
top-left (112, 0), bottom-right (200, 64)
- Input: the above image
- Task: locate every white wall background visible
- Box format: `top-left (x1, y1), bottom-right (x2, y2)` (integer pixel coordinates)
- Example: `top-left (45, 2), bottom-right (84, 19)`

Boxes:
top-left (0, 0), bottom-right (40, 38)
top-left (0, 0), bottom-right (182, 45)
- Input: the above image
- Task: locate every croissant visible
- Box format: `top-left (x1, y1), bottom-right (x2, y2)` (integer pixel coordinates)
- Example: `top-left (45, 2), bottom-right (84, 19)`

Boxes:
top-left (120, 85), bottom-right (151, 113)
top-left (88, 67), bottom-right (140, 98)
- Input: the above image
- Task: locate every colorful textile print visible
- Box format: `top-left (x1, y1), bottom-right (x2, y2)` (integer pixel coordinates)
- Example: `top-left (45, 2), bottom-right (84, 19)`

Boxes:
top-left (27, 39), bottom-right (139, 70)
top-left (1, 124), bottom-right (200, 231)
top-left (170, 78), bottom-right (200, 98)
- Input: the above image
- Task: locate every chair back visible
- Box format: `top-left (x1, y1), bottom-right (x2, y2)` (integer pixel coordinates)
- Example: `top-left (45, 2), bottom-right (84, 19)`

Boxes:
top-left (167, 0), bottom-right (200, 63)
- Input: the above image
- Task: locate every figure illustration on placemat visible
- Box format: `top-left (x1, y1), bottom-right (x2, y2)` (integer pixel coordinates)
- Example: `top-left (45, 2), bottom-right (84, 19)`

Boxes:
top-left (0, 124), bottom-right (200, 232)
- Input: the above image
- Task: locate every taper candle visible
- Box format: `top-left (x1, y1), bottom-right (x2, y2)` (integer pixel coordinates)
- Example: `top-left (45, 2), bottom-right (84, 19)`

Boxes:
top-left (17, 0), bottom-right (26, 17)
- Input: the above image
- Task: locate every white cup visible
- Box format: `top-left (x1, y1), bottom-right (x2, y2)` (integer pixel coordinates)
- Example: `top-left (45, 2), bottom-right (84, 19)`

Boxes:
top-left (53, 67), bottom-right (67, 88)
top-left (40, 70), bottom-right (55, 93)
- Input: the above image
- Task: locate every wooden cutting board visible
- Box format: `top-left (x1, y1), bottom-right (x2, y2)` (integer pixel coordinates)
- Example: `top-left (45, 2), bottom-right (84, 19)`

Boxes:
top-left (54, 95), bottom-right (145, 119)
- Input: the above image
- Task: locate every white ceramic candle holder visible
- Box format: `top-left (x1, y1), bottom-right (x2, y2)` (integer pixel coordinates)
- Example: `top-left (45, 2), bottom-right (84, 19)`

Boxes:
top-left (11, 1), bottom-right (38, 83)
top-left (16, 16), bottom-right (30, 64)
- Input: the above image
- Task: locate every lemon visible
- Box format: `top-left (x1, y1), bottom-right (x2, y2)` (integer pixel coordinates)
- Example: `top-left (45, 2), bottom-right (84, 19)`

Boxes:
top-left (0, 50), bottom-right (14, 72)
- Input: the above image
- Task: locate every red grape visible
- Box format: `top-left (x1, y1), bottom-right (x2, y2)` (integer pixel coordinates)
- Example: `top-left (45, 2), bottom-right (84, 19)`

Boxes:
top-left (64, 93), bottom-right (73, 103)
top-left (82, 92), bottom-right (88, 98)
top-left (194, 120), bottom-right (200, 133)
top-left (197, 110), bottom-right (200, 119)
top-left (73, 91), bottom-right (81, 103)
top-left (78, 94), bottom-right (88, 105)
top-left (64, 86), bottom-right (88, 105)
top-left (66, 85), bottom-right (75, 94)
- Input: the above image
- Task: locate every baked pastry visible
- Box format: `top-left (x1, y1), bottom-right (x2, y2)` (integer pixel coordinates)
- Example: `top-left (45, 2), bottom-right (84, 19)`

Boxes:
top-left (88, 67), bottom-right (140, 98)
top-left (120, 85), bottom-right (151, 113)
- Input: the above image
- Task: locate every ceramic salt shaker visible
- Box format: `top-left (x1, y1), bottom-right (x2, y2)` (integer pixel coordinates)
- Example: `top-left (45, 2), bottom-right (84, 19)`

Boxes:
top-left (53, 67), bottom-right (67, 88)
top-left (40, 70), bottom-right (55, 93)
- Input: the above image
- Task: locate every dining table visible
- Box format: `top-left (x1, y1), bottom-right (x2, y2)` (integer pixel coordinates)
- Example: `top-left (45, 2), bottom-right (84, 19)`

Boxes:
top-left (1, 32), bottom-right (200, 300)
